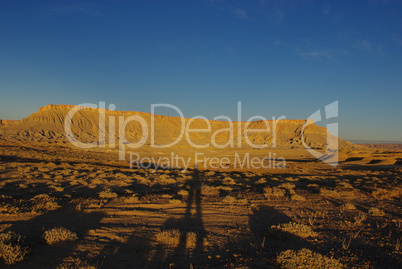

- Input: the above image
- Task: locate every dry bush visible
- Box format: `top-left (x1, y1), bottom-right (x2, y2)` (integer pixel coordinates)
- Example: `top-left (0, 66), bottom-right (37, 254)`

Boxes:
top-left (319, 188), bottom-right (341, 197)
top-left (222, 177), bottom-right (236, 185)
top-left (340, 203), bottom-right (356, 211)
top-left (43, 227), bottom-right (78, 245)
top-left (307, 183), bottom-right (319, 189)
top-left (222, 195), bottom-right (236, 206)
top-left (271, 222), bottom-right (318, 238)
top-left (159, 178), bottom-right (177, 185)
top-left (136, 177), bottom-right (152, 186)
top-left (263, 187), bottom-right (286, 198)
top-left (0, 231), bottom-right (30, 265)
top-left (169, 199), bottom-right (182, 204)
top-left (237, 198), bottom-right (248, 205)
top-left (368, 207), bottom-right (385, 217)
top-left (178, 189), bottom-right (189, 197)
top-left (201, 185), bottom-right (220, 197)
top-left (124, 194), bottom-right (139, 203)
top-left (31, 194), bottom-right (60, 212)
top-left (354, 211), bottom-right (367, 225)
top-left (255, 178), bottom-right (267, 184)
top-left (155, 230), bottom-right (207, 249)
top-left (290, 194), bottom-right (306, 201)
top-left (57, 256), bottom-right (96, 269)
top-left (372, 188), bottom-right (402, 200)
top-left (279, 183), bottom-right (296, 190)
top-left (337, 181), bottom-right (354, 189)
top-left (217, 186), bottom-right (233, 192)
top-left (276, 248), bottom-right (343, 269)
top-left (156, 229), bottom-right (181, 246)
top-left (98, 190), bottom-right (118, 199)
top-left (284, 177), bottom-right (299, 182)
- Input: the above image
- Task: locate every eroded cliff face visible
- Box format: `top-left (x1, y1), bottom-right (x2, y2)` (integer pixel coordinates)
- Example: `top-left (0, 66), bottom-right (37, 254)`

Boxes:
top-left (0, 104), bottom-right (350, 149)
top-left (0, 120), bottom-right (18, 126)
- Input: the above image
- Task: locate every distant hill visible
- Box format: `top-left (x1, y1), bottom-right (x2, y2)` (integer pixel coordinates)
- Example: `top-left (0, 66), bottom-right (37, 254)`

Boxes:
top-left (0, 104), bottom-right (354, 150)
top-left (349, 139), bottom-right (402, 144)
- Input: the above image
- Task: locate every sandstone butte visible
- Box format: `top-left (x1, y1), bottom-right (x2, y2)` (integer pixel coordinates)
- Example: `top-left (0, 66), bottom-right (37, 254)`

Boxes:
top-left (0, 104), bottom-right (354, 151)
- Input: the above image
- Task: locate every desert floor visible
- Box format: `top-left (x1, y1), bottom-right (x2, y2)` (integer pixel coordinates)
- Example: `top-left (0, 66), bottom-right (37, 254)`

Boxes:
top-left (0, 140), bottom-right (401, 268)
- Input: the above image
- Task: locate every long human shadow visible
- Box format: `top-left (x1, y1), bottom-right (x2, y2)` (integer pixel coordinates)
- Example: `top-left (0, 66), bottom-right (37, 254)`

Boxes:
top-left (149, 169), bottom-right (207, 268)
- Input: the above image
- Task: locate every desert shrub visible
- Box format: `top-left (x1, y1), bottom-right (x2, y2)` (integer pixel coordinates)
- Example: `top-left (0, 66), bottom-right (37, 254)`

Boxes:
top-left (276, 248), bottom-right (343, 269)
top-left (244, 172), bottom-right (255, 178)
top-left (290, 194), bottom-right (306, 201)
top-left (178, 189), bottom-right (189, 197)
top-left (354, 211), bottom-right (367, 225)
top-left (255, 178), bottom-right (267, 184)
top-left (271, 222), bottom-right (318, 238)
top-left (319, 188), bottom-right (341, 197)
top-left (307, 183), bottom-right (319, 189)
top-left (124, 194), bottom-right (139, 203)
top-left (372, 188), bottom-right (402, 200)
top-left (98, 190), bottom-right (118, 199)
top-left (368, 207), bottom-right (385, 216)
top-left (43, 227), bottom-right (78, 245)
top-left (341, 203), bottom-right (356, 211)
top-left (156, 229), bottom-right (181, 246)
top-left (57, 257), bottom-right (96, 269)
top-left (159, 178), bottom-right (176, 185)
top-left (337, 181), bottom-right (354, 189)
top-left (217, 186), bottom-right (233, 192)
top-left (31, 194), bottom-right (59, 212)
top-left (279, 183), bottom-right (296, 190)
top-left (284, 177), bottom-right (299, 182)
top-left (0, 231), bottom-right (30, 265)
top-left (155, 230), bottom-right (207, 249)
top-left (136, 177), bottom-right (152, 186)
top-left (222, 195), bottom-right (236, 206)
top-left (222, 177), bottom-right (236, 185)
top-left (263, 187), bottom-right (286, 198)
top-left (201, 185), bottom-right (220, 197)
top-left (237, 198), bottom-right (248, 204)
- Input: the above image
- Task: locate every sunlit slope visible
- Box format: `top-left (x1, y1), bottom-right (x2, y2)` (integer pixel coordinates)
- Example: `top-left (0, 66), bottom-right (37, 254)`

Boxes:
top-left (0, 104), bottom-right (352, 149)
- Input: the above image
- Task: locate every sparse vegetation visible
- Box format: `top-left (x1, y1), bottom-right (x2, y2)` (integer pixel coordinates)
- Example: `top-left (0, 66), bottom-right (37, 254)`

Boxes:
top-left (263, 186), bottom-right (285, 198)
top-left (276, 248), bottom-right (343, 268)
top-left (31, 194), bottom-right (59, 212)
top-left (0, 139), bottom-right (400, 268)
top-left (155, 229), bottom-right (206, 249)
top-left (43, 227), bottom-right (78, 245)
top-left (290, 194), bottom-right (306, 201)
top-left (99, 190), bottom-right (118, 199)
top-left (57, 257), bottom-right (96, 269)
top-left (201, 184), bottom-right (220, 197)
top-left (0, 231), bottom-right (30, 265)
top-left (341, 203), bottom-right (356, 211)
top-left (354, 211), bottom-right (367, 225)
top-left (368, 207), bottom-right (386, 216)
top-left (271, 222), bottom-right (318, 238)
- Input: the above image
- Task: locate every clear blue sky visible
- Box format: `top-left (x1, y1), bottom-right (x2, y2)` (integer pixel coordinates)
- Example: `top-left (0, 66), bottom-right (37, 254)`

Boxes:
top-left (0, 0), bottom-right (401, 141)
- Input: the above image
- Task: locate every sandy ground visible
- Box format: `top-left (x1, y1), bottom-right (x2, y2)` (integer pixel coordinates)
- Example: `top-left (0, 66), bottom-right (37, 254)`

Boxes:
top-left (0, 139), bottom-right (401, 268)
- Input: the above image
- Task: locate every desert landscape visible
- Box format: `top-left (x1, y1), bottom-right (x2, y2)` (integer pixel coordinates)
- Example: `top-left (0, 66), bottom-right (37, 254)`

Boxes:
top-left (0, 105), bottom-right (400, 268)
top-left (1, 1), bottom-right (402, 268)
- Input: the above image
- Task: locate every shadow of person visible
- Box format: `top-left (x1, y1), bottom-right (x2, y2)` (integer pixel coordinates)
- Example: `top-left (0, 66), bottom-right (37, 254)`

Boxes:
top-left (149, 169), bottom-right (207, 268)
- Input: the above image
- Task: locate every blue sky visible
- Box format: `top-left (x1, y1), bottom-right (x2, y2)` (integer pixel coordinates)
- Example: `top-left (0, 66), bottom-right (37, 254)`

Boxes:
top-left (0, 0), bottom-right (401, 141)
